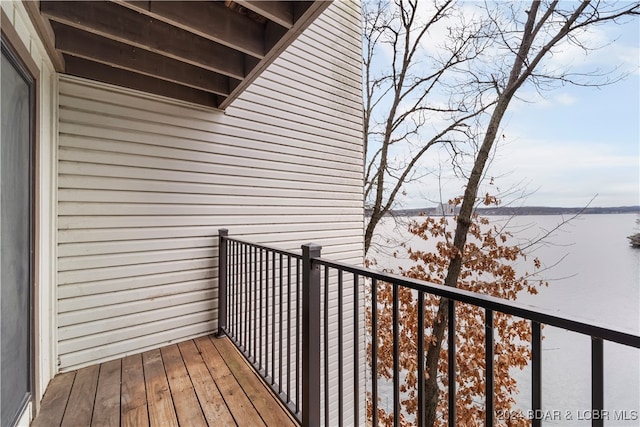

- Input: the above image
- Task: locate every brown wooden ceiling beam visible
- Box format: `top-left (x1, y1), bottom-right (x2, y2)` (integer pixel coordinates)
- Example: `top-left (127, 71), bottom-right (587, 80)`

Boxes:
top-left (64, 55), bottom-right (219, 108)
top-left (234, 1), bottom-right (295, 29)
top-left (40, 1), bottom-right (247, 80)
top-left (52, 22), bottom-right (236, 96)
top-left (117, 0), bottom-right (267, 59)
top-left (218, 1), bottom-right (330, 109)
top-left (22, 1), bottom-right (65, 71)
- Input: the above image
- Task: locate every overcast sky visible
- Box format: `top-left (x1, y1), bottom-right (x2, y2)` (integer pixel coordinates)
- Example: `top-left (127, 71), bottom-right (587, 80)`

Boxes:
top-left (401, 13), bottom-right (639, 209)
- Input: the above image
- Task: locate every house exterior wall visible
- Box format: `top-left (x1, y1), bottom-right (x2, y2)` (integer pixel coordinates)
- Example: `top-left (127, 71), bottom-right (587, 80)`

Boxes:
top-left (56, 3), bottom-right (363, 411)
top-left (1, 1), bottom-right (58, 421)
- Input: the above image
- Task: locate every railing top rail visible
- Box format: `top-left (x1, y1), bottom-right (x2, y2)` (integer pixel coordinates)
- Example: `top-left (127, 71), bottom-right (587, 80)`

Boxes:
top-left (218, 231), bottom-right (639, 349)
top-left (221, 235), bottom-right (303, 260)
top-left (314, 256), bottom-right (640, 349)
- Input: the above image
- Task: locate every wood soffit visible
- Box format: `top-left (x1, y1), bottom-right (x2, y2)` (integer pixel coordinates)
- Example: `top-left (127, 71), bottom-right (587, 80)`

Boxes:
top-left (34, 0), bottom-right (330, 109)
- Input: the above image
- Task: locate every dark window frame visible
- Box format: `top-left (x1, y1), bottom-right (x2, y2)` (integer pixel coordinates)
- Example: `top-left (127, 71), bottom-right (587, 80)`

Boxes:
top-left (1, 8), bottom-right (39, 426)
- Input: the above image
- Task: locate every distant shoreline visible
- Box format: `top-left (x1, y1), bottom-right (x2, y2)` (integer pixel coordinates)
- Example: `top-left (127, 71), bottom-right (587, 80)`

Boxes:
top-left (372, 205), bottom-right (640, 217)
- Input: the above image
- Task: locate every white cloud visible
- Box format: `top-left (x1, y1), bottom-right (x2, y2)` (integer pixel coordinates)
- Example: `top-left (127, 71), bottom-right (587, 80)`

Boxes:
top-left (481, 135), bottom-right (640, 206)
top-left (543, 19), bottom-right (640, 77)
top-left (510, 90), bottom-right (579, 110)
top-left (554, 93), bottom-right (578, 106)
top-left (397, 130), bottom-right (639, 209)
top-left (494, 138), bottom-right (638, 172)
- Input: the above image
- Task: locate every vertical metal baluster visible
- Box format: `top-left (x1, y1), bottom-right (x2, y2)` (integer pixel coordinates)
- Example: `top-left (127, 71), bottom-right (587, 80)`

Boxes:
top-left (253, 246), bottom-right (258, 362)
top-left (243, 243), bottom-right (248, 350)
top-left (532, 321), bottom-right (542, 427)
top-left (393, 284), bottom-right (399, 427)
top-left (265, 251), bottom-right (269, 380)
top-left (259, 248), bottom-right (264, 372)
top-left (371, 278), bottom-right (378, 427)
top-left (353, 273), bottom-right (359, 425)
top-left (240, 242), bottom-right (243, 343)
top-left (417, 291), bottom-right (425, 427)
top-left (338, 269), bottom-right (344, 427)
top-left (253, 247), bottom-right (258, 363)
top-left (296, 258), bottom-right (301, 415)
top-left (324, 265), bottom-right (330, 425)
top-left (232, 241), bottom-right (237, 339)
top-left (287, 256), bottom-right (292, 402)
top-left (238, 242), bottom-right (242, 342)
top-left (272, 251), bottom-right (276, 385)
top-left (448, 298), bottom-right (456, 427)
top-left (233, 241), bottom-right (237, 339)
top-left (239, 242), bottom-right (242, 342)
top-left (253, 247), bottom-right (260, 361)
top-left (485, 309), bottom-right (494, 426)
top-left (244, 245), bottom-right (252, 352)
top-left (229, 241), bottom-right (233, 338)
top-left (228, 241), bottom-right (233, 338)
top-left (235, 241), bottom-right (239, 340)
top-left (248, 245), bottom-right (253, 361)
top-left (279, 253), bottom-right (284, 394)
top-left (234, 241), bottom-right (239, 339)
top-left (592, 337), bottom-right (604, 427)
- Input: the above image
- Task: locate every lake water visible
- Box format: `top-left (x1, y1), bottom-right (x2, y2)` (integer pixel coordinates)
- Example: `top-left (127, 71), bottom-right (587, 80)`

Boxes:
top-left (370, 213), bottom-right (640, 426)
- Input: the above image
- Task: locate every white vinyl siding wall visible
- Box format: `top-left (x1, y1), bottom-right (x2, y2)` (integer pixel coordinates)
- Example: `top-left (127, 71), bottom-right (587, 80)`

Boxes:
top-left (56, 5), bottom-right (363, 422)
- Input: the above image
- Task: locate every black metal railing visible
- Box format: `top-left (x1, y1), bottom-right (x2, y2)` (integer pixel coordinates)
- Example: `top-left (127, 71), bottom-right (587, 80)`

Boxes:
top-left (217, 229), bottom-right (304, 419)
top-left (216, 229), bottom-right (640, 427)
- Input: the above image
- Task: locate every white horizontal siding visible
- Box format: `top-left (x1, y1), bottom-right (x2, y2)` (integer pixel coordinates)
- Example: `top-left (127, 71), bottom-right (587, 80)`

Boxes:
top-left (56, 0), bottom-right (364, 386)
top-left (58, 103), bottom-right (362, 156)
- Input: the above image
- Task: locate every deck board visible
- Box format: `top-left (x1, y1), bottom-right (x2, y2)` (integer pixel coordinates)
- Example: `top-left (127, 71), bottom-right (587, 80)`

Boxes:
top-left (161, 344), bottom-right (208, 427)
top-left (31, 336), bottom-right (297, 427)
top-left (178, 339), bottom-right (237, 426)
top-left (121, 353), bottom-right (149, 427)
top-left (143, 349), bottom-right (180, 427)
top-left (31, 371), bottom-right (76, 427)
top-left (216, 336), bottom-right (298, 426)
top-left (61, 364), bottom-right (100, 427)
top-left (92, 359), bottom-right (121, 427)
top-left (195, 336), bottom-right (267, 427)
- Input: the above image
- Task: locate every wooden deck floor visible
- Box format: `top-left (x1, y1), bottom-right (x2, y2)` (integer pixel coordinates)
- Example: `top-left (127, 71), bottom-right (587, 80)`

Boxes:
top-left (31, 335), bottom-right (298, 427)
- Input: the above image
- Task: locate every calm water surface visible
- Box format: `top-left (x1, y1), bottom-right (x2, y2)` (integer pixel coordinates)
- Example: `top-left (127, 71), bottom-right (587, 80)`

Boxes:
top-left (371, 213), bottom-right (640, 426)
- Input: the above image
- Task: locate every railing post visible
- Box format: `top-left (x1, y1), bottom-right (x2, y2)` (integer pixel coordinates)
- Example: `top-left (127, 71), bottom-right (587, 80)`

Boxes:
top-left (217, 229), bottom-right (228, 337)
top-left (532, 321), bottom-right (542, 427)
top-left (302, 243), bottom-right (322, 427)
top-left (447, 298), bottom-right (456, 427)
top-left (591, 337), bottom-right (604, 427)
top-left (485, 309), bottom-right (494, 426)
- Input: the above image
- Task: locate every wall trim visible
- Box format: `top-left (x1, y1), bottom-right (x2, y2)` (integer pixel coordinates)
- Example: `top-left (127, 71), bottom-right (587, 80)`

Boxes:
top-left (1, 7), bottom-right (42, 420)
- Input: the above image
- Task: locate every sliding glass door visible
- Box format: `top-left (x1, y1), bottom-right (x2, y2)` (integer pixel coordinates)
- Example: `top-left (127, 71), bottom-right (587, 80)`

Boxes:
top-left (1, 39), bottom-right (33, 427)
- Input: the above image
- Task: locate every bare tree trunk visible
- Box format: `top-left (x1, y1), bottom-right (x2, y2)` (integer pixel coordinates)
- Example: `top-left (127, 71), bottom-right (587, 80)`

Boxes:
top-left (365, 210), bottom-right (383, 253)
top-left (424, 297), bottom-right (449, 427)
top-left (422, 99), bottom-right (512, 427)
top-left (422, 4), bottom-right (540, 424)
